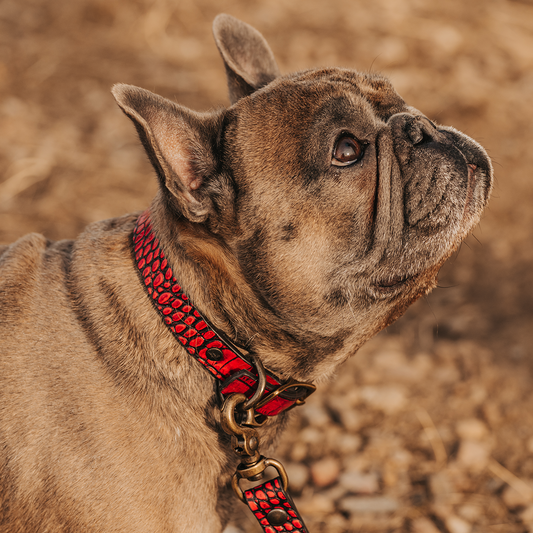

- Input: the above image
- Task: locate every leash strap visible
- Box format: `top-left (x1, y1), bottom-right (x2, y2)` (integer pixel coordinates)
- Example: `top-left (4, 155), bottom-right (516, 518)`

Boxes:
top-left (244, 476), bottom-right (308, 533)
top-left (132, 211), bottom-right (308, 417)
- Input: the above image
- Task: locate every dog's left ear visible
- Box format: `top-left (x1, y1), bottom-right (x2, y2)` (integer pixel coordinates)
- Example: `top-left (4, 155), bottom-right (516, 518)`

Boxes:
top-left (112, 84), bottom-right (224, 224)
top-left (213, 14), bottom-right (280, 104)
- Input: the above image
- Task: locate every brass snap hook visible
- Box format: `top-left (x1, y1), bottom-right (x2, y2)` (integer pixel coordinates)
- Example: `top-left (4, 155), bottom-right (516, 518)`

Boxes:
top-left (220, 393), bottom-right (260, 457)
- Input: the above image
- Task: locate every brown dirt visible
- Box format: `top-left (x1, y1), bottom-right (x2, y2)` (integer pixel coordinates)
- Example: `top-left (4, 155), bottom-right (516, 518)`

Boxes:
top-left (1, 0), bottom-right (533, 531)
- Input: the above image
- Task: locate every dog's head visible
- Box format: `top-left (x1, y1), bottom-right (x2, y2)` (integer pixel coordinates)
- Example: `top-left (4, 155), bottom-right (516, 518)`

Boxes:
top-left (113, 15), bottom-right (492, 381)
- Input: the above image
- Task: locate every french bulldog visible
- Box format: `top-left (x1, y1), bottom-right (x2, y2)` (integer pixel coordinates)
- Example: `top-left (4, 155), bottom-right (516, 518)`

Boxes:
top-left (0, 13), bottom-right (492, 533)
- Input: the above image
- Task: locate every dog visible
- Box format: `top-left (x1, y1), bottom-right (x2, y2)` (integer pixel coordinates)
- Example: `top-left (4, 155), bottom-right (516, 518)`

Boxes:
top-left (0, 13), bottom-right (492, 533)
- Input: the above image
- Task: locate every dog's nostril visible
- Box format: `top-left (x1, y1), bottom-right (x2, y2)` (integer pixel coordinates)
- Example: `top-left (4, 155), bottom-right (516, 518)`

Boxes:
top-left (405, 116), bottom-right (438, 146)
top-left (407, 127), bottom-right (424, 145)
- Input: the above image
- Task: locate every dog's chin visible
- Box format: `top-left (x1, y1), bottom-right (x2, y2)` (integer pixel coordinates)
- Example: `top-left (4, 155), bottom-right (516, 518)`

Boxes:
top-left (374, 274), bottom-right (412, 294)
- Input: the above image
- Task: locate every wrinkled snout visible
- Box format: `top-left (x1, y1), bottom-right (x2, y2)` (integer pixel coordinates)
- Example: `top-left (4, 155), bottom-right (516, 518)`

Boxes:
top-left (387, 112), bottom-right (492, 229)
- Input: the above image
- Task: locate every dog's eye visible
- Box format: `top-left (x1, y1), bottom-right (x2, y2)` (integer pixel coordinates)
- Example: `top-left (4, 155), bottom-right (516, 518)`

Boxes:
top-left (332, 136), bottom-right (364, 166)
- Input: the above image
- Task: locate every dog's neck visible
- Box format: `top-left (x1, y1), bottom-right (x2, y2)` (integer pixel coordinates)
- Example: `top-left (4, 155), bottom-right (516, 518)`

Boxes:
top-left (148, 197), bottom-right (259, 342)
top-left (132, 207), bottom-right (315, 418)
top-left (147, 195), bottom-right (318, 382)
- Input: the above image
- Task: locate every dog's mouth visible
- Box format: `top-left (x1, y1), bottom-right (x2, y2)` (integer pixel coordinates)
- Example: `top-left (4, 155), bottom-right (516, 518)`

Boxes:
top-left (378, 274), bottom-right (409, 288)
top-left (372, 273), bottom-right (414, 297)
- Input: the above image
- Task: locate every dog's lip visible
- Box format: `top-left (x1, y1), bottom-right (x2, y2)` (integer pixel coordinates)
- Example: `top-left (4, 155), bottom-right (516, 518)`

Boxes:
top-left (377, 274), bottom-right (410, 288)
top-left (462, 162), bottom-right (478, 216)
top-left (468, 163), bottom-right (477, 176)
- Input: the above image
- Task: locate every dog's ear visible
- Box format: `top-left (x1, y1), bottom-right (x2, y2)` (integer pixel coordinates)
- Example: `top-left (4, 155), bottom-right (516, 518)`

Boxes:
top-left (213, 14), bottom-right (280, 104)
top-left (112, 84), bottom-right (224, 224)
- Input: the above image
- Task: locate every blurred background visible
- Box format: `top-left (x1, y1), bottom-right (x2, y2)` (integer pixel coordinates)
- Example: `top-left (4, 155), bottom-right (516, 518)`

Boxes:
top-left (1, 0), bottom-right (533, 531)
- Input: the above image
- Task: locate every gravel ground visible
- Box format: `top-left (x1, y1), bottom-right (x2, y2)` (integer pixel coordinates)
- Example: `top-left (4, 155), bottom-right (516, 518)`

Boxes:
top-left (228, 333), bottom-right (533, 532)
top-left (2, 1), bottom-right (533, 531)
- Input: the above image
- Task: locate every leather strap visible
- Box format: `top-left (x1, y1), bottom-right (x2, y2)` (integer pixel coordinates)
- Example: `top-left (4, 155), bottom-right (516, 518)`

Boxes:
top-left (132, 210), bottom-right (306, 417)
top-left (244, 476), bottom-right (309, 533)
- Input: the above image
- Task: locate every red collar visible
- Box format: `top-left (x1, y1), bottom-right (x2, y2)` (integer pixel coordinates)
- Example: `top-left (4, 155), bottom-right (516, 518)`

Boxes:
top-left (132, 210), bottom-right (315, 419)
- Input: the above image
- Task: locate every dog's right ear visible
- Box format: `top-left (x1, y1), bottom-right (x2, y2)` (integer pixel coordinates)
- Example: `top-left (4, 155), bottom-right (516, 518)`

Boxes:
top-left (112, 84), bottom-right (225, 224)
top-left (213, 14), bottom-right (280, 105)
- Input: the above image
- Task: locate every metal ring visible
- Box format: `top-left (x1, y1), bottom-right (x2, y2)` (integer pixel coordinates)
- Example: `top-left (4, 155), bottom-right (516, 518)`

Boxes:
top-left (231, 457), bottom-right (290, 503)
top-left (254, 378), bottom-right (316, 410)
top-left (242, 354), bottom-right (267, 411)
top-left (231, 472), bottom-right (246, 502)
top-left (220, 393), bottom-right (248, 436)
top-left (263, 458), bottom-right (289, 492)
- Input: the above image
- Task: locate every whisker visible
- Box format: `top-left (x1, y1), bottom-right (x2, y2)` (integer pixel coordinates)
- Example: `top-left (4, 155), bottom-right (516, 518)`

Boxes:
top-left (471, 233), bottom-right (482, 246)
top-left (246, 333), bottom-right (259, 348)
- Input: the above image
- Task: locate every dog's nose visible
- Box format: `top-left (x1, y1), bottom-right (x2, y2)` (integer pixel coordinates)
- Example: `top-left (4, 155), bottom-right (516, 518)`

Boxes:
top-left (388, 113), bottom-right (444, 148)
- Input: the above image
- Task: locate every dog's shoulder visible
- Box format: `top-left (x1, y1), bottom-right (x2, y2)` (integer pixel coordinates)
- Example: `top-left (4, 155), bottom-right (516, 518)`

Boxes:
top-left (0, 233), bottom-right (74, 322)
top-left (0, 232), bottom-right (69, 284)
top-left (0, 214), bottom-right (137, 323)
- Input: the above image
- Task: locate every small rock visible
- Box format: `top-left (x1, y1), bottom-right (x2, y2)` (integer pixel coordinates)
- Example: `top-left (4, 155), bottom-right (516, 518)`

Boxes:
top-left (374, 349), bottom-right (432, 383)
top-left (323, 484), bottom-right (348, 502)
top-left (285, 463), bottom-right (309, 493)
top-left (339, 471), bottom-right (379, 494)
top-left (336, 433), bottom-right (362, 454)
top-left (457, 503), bottom-right (482, 522)
top-left (445, 515), bottom-right (471, 533)
top-left (390, 448), bottom-right (412, 468)
top-left (340, 409), bottom-right (364, 433)
top-left (429, 471), bottom-right (454, 504)
top-left (300, 426), bottom-right (323, 444)
top-left (411, 517), bottom-right (441, 533)
top-left (295, 493), bottom-right (335, 516)
top-left (456, 419), bottom-right (489, 441)
top-left (456, 440), bottom-right (491, 471)
top-left (327, 396), bottom-right (363, 431)
top-left (290, 441), bottom-right (307, 462)
top-left (344, 455), bottom-right (370, 472)
top-left (502, 482), bottom-right (533, 509)
top-left (359, 385), bottom-right (407, 414)
top-left (339, 495), bottom-right (399, 514)
top-left (310, 457), bottom-right (341, 488)
top-left (324, 513), bottom-right (348, 533)
top-left (300, 403), bottom-right (330, 427)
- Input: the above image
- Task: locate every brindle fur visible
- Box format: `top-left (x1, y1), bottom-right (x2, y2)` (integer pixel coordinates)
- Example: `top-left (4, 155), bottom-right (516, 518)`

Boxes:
top-left (0, 14), bottom-right (492, 533)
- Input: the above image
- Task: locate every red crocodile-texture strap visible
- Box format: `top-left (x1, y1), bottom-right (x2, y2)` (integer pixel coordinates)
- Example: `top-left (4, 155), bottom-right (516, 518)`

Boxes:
top-left (132, 211), bottom-right (296, 417)
top-left (244, 477), bottom-right (308, 533)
